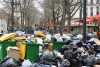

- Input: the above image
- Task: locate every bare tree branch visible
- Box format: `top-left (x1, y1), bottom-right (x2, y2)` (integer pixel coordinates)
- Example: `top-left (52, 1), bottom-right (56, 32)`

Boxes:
top-left (3, 0), bottom-right (11, 3)
top-left (71, 6), bottom-right (80, 17)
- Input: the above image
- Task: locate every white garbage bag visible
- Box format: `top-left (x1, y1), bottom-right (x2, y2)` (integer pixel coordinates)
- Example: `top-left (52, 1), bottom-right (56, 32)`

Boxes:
top-left (45, 34), bottom-right (51, 41)
top-left (54, 33), bottom-right (63, 42)
top-left (37, 39), bottom-right (43, 45)
top-left (22, 59), bottom-right (32, 67)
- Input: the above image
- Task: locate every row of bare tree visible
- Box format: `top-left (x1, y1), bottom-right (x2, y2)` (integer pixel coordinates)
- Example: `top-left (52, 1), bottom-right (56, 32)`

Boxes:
top-left (0, 0), bottom-right (39, 29)
top-left (0, 0), bottom-right (81, 34)
top-left (39, 0), bottom-right (81, 35)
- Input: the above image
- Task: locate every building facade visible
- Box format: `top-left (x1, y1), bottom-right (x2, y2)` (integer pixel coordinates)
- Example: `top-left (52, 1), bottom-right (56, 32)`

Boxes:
top-left (73, 0), bottom-right (100, 19)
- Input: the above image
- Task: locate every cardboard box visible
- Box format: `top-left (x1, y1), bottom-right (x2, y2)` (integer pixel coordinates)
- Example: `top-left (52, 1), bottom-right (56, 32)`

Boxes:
top-left (94, 65), bottom-right (100, 67)
top-left (7, 49), bottom-right (20, 61)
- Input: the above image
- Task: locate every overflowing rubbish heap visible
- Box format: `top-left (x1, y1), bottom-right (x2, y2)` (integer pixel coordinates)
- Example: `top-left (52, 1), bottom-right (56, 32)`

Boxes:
top-left (0, 31), bottom-right (100, 67)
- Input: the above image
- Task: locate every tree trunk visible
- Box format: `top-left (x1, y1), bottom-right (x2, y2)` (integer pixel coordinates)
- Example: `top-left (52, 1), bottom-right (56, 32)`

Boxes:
top-left (67, 15), bottom-right (71, 33)
top-left (60, 0), bottom-right (66, 36)
top-left (67, 2), bottom-right (71, 34)
top-left (25, 13), bottom-right (27, 28)
top-left (7, 12), bottom-right (10, 30)
top-left (21, 11), bottom-right (23, 28)
top-left (56, 4), bottom-right (60, 33)
top-left (60, 14), bottom-right (66, 35)
top-left (22, 12), bottom-right (24, 28)
top-left (53, 9), bottom-right (56, 34)
top-left (95, 23), bottom-right (96, 32)
top-left (27, 17), bottom-right (30, 28)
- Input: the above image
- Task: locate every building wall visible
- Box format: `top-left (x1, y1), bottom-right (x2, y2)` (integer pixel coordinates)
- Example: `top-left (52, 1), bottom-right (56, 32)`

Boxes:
top-left (73, 0), bottom-right (100, 19)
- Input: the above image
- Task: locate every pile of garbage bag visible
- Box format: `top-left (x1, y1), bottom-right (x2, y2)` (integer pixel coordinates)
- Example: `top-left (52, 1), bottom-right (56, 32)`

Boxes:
top-left (31, 38), bottom-right (100, 67)
top-left (0, 31), bottom-right (99, 67)
top-left (1, 38), bottom-right (100, 67)
top-left (0, 57), bottom-right (19, 67)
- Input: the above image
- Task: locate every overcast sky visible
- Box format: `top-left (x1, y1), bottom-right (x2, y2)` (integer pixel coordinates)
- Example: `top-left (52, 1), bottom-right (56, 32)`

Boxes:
top-left (0, 0), bottom-right (4, 8)
top-left (34, 0), bottom-right (44, 12)
top-left (0, 0), bottom-right (44, 12)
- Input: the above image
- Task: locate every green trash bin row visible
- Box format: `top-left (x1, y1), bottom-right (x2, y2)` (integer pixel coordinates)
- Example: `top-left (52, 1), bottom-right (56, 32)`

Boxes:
top-left (0, 41), bottom-right (16, 60)
top-left (0, 41), bottom-right (66, 62)
top-left (0, 41), bottom-right (40, 62)
top-left (0, 41), bottom-right (39, 62)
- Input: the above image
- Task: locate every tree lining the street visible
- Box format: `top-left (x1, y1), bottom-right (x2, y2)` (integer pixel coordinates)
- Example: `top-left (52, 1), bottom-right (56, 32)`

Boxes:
top-left (40, 0), bottom-right (81, 35)
top-left (0, 0), bottom-right (39, 29)
top-left (0, 0), bottom-right (81, 33)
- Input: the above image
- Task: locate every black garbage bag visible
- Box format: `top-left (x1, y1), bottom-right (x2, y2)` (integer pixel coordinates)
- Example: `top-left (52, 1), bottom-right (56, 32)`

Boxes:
top-left (59, 45), bottom-right (70, 55)
top-left (76, 41), bottom-right (83, 48)
top-left (42, 50), bottom-right (55, 61)
top-left (95, 45), bottom-right (100, 53)
top-left (0, 57), bottom-right (20, 67)
top-left (82, 55), bottom-right (96, 66)
top-left (94, 59), bottom-right (100, 65)
top-left (68, 57), bottom-right (80, 67)
top-left (51, 36), bottom-right (57, 42)
top-left (88, 51), bottom-right (96, 56)
top-left (30, 63), bottom-right (40, 67)
top-left (60, 59), bottom-right (70, 67)
top-left (65, 40), bottom-right (73, 45)
top-left (30, 63), bottom-right (51, 67)
top-left (64, 50), bottom-right (73, 59)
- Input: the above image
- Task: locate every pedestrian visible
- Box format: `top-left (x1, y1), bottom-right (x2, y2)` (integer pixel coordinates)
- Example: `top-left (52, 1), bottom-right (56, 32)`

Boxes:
top-left (96, 28), bottom-right (100, 40)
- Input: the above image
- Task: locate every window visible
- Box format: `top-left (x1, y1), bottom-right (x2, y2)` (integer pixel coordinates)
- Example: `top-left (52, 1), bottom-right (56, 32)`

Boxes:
top-left (90, 7), bottom-right (93, 16)
top-left (86, 8), bottom-right (88, 16)
top-left (97, 0), bottom-right (99, 4)
top-left (96, 6), bottom-right (99, 14)
top-left (93, 0), bottom-right (96, 4)
top-left (1, 24), bottom-right (3, 27)
top-left (87, 0), bottom-right (91, 5)
top-left (91, 0), bottom-right (93, 4)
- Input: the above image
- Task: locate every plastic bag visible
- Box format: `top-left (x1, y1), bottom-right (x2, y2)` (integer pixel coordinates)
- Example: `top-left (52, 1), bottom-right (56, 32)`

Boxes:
top-left (94, 59), bottom-right (100, 65)
top-left (77, 34), bottom-right (83, 39)
top-left (31, 63), bottom-right (55, 67)
top-left (22, 59), bottom-right (32, 66)
top-left (54, 33), bottom-right (63, 42)
top-left (16, 31), bottom-right (25, 36)
top-left (45, 34), bottom-right (51, 41)
top-left (63, 34), bottom-right (71, 40)
top-left (61, 59), bottom-right (70, 67)
top-left (42, 50), bottom-right (55, 61)
top-left (37, 39), bottom-right (43, 45)
top-left (0, 57), bottom-right (19, 67)
top-left (82, 55), bottom-right (96, 66)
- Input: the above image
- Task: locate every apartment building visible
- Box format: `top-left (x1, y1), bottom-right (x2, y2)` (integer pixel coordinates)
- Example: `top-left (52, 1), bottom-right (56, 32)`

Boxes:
top-left (71, 0), bottom-right (100, 34)
top-left (73, 0), bottom-right (100, 19)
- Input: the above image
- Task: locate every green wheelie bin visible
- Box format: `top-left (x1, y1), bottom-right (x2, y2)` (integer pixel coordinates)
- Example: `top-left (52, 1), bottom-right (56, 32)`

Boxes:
top-left (25, 43), bottom-right (40, 62)
top-left (52, 42), bottom-right (66, 50)
top-left (0, 41), bottom-right (16, 60)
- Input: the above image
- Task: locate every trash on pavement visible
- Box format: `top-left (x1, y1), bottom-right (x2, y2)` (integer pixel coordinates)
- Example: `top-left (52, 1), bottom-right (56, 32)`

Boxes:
top-left (22, 59), bottom-right (32, 67)
top-left (0, 57), bottom-right (19, 67)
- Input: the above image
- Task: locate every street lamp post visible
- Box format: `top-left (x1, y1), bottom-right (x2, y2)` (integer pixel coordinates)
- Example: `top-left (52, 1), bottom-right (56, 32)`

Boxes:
top-left (11, 0), bottom-right (14, 32)
top-left (83, 0), bottom-right (86, 43)
top-left (79, 0), bottom-right (82, 33)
